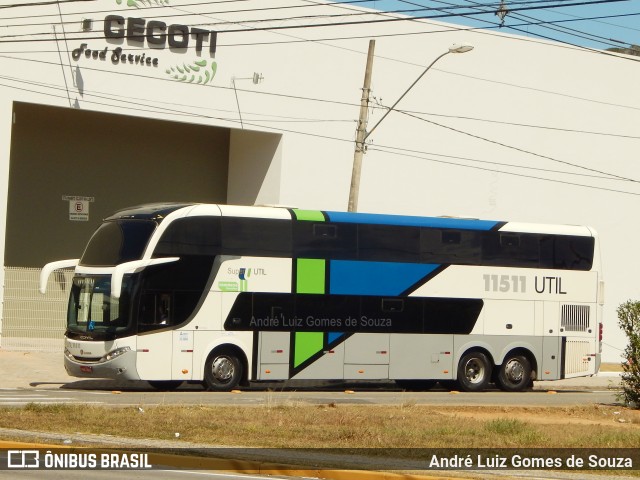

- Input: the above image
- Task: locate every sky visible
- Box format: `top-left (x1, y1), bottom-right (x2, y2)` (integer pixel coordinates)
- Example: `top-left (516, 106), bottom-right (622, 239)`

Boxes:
top-left (340, 0), bottom-right (640, 51)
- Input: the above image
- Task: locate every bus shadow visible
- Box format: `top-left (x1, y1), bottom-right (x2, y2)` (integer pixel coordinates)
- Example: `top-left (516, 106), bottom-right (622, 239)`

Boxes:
top-left (50, 379), bottom-right (595, 394)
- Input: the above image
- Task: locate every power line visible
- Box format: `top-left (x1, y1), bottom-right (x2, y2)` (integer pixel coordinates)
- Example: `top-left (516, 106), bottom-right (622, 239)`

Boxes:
top-left (1, 3), bottom-right (638, 185)
top-left (392, 108), bottom-right (639, 182)
top-left (0, 61), bottom-right (637, 198)
top-left (0, 0), bottom-right (613, 27)
top-left (0, 0), bottom-right (96, 10)
top-left (205, 0), bottom-right (636, 33)
top-left (388, 106), bottom-right (640, 140)
top-left (0, 0), bottom-right (630, 41)
top-left (549, 5), bottom-right (640, 34)
top-left (1, 44), bottom-right (638, 139)
top-left (1, 0), bottom-right (638, 71)
top-left (2, 53), bottom-right (636, 187)
top-left (365, 142), bottom-right (629, 180)
top-left (403, 0), bottom-right (631, 48)
top-left (452, 0), bottom-right (633, 48)
top-left (329, 0), bottom-right (640, 63)
top-left (1, 0), bottom-right (639, 74)
top-left (390, 0), bottom-right (640, 57)
top-left (367, 145), bottom-right (640, 196)
top-left (0, 0), bottom-right (375, 27)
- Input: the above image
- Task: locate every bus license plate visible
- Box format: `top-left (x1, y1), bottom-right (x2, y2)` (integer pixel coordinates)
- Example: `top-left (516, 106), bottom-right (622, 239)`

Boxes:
top-left (80, 366), bottom-right (93, 373)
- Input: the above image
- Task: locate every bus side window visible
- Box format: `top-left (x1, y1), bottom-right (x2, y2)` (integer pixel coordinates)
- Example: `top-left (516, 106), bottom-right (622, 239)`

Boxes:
top-left (358, 224), bottom-right (420, 263)
top-left (158, 293), bottom-right (170, 324)
top-left (540, 235), bottom-right (594, 271)
top-left (139, 292), bottom-right (171, 328)
top-left (421, 228), bottom-right (481, 265)
top-left (293, 222), bottom-right (357, 259)
top-left (482, 232), bottom-right (539, 267)
top-left (313, 224), bottom-right (337, 239)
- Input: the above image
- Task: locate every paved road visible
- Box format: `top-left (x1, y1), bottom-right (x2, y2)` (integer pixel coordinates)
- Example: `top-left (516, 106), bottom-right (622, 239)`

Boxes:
top-left (0, 383), bottom-right (622, 408)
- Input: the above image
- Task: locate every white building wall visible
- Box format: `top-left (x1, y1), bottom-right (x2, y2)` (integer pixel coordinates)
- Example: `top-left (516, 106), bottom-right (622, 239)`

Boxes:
top-left (228, 129), bottom-right (283, 205)
top-left (0, 0), bottom-right (637, 361)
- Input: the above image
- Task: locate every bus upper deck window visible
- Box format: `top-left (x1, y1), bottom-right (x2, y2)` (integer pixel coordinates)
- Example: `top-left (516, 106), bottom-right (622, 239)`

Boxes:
top-left (313, 224), bottom-right (337, 239)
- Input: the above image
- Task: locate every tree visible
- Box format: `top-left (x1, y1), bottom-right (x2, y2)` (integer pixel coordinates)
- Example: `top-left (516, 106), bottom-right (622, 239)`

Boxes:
top-left (616, 301), bottom-right (640, 409)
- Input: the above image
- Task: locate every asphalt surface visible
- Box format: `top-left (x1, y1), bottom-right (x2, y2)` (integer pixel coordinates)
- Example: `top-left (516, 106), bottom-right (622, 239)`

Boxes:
top-left (0, 349), bottom-right (623, 392)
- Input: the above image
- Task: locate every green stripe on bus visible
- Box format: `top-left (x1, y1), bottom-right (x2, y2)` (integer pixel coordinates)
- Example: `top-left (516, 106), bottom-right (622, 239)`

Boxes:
top-left (294, 331), bottom-right (324, 367)
top-left (292, 209), bottom-right (325, 222)
top-left (296, 258), bottom-right (325, 294)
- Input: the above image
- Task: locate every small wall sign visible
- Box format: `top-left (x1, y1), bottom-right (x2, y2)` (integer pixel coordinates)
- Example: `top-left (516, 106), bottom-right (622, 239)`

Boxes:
top-left (62, 195), bottom-right (95, 222)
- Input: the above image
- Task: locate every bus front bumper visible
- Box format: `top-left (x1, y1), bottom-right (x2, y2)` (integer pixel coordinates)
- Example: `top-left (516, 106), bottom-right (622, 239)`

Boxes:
top-left (64, 347), bottom-right (140, 381)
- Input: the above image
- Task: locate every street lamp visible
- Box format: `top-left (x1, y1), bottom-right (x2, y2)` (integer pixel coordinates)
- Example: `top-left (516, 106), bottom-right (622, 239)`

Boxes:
top-left (347, 43), bottom-right (474, 212)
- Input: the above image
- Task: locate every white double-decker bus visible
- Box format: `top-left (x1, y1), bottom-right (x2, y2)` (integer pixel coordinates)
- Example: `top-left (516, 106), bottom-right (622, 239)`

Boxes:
top-left (41, 203), bottom-right (603, 392)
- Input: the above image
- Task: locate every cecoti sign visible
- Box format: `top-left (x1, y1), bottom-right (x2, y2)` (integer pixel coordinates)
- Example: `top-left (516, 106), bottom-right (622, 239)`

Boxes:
top-left (104, 15), bottom-right (218, 56)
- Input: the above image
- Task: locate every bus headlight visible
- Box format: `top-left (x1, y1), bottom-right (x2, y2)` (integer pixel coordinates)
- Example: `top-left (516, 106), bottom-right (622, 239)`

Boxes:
top-left (102, 346), bottom-right (131, 362)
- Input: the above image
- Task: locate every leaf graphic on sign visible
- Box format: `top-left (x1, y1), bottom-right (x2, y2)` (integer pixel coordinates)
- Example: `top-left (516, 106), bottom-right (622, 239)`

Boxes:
top-left (166, 59), bottom-right (218, 85)
top-left (116, 0), bottom-right (169, 7)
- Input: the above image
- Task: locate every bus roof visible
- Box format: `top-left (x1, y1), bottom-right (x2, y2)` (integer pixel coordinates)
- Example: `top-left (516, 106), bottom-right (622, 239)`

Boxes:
top-left (105, 203), bottom-right (594, 237)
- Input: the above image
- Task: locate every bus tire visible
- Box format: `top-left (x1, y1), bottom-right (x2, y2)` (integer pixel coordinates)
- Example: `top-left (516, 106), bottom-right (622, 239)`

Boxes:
top-left (147, 380), bottom-right (183, 390)
top-left (457, 351), bottom-right (492, 392)
top-left (496, 355), bottom-right (532, 392)
top-left (203, 351), bottom-right (243, 391)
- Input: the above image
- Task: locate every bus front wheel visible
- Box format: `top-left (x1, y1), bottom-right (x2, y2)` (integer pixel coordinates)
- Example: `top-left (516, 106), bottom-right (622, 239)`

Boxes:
top-left (204, 351), bottom-right (243, 391)
top-left (457, 352), bottom-right (492, 392)
top-left (496, 355), bottom-right (532, 392)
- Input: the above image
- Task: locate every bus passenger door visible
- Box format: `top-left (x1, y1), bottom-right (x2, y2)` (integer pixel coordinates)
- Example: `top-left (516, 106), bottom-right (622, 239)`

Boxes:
top-left (136, 292), bottom-right (173, 381)
top-left (136, 331), bottom-right (173, 381)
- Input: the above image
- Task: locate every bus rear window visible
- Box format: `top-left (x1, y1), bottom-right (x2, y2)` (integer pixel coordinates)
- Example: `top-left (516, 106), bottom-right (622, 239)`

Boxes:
top-left (80, 220), bottom-right (156, 266)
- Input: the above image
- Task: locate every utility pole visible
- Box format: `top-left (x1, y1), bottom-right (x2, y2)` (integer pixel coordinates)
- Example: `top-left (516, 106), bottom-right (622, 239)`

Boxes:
top-left (347, 39), bottom-right (375, 213)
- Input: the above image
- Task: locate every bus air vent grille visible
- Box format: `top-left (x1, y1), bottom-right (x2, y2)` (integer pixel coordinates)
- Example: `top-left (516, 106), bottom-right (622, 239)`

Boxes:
top-left (560, 305), bottom-right (590, 332)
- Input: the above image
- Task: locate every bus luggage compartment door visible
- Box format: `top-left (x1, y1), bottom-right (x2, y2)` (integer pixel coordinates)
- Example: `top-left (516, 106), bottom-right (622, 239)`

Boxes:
top-left (389, 334), bottom-right (453, 380)
top-left (258, 332), bottom-right (290, 380)
top-left (562, 337), bottom-right (597, 378)
top-left (344, 333), bottom-right (390, 380)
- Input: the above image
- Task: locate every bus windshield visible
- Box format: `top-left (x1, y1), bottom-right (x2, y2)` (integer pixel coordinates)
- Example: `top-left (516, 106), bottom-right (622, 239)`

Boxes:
top-left (67, 275), bottom-right (134, 336)
top-left (80, 220), bottom-right (157, 267)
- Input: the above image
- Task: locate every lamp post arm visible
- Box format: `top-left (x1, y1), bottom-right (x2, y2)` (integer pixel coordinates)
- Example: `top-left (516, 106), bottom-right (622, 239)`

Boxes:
top-left (363, 50), bottom-right (450, 143)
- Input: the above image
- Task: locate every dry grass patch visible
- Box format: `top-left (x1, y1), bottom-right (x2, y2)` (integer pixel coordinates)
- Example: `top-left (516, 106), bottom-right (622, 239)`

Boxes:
top-left (0, 403), bottom-right (638, 449)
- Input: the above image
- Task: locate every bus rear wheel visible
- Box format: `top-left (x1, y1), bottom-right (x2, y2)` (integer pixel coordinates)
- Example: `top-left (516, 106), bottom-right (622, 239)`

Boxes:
top-left (457, 352), bottom-right (492, 392)
top-left (496, 355), bottom-right (532, 392)
top-left (203, 351), bottom-right (243, 391)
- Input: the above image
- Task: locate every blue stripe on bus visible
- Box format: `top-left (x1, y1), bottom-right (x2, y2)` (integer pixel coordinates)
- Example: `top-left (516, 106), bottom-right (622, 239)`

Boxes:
top-left (329, 260), bottom-right (440, 296)
top-left (324, 211), bottom-right (500, 231)
top-left (328, 332), bottom-right (345, 344)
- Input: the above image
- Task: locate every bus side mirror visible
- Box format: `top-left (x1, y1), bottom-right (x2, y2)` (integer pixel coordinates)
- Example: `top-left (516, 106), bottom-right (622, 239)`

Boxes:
top-left (111, 257), bottom-right (180, 299)
top-left (39, 259), bottom-right (80, 294)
